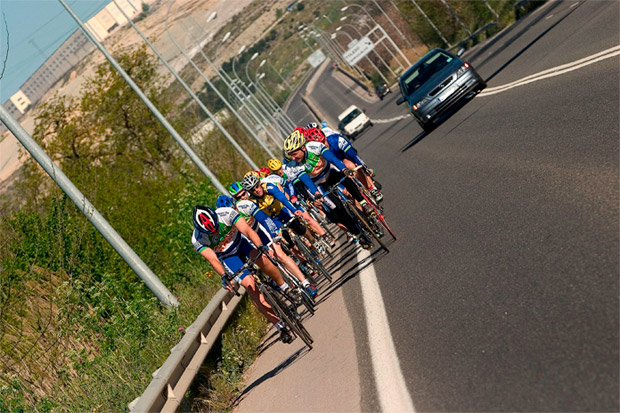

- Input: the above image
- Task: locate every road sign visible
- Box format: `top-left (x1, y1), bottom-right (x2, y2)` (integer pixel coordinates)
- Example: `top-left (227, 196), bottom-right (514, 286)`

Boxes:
top-left (343, 36), bottom-right (374, 66)
top-left (307, 49), bottom-right (326, 68)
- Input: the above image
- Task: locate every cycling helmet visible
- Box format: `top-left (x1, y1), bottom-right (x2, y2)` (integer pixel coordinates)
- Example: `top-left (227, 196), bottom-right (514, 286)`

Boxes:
top-left (305, 127), bottom-right (326, 144)
top-left (259, 166), bottom-right (271, 177)
top-left (306, 122), bottom-right (319, 129)
top-left (267, 158), bottom-right (282, 171)
top-left (228, 182), bottom-right (243, 197)
top-left (243, 170), bottom-right (260, 179)
top-left (294, 126), bottom-right (306, 135)
top-left (193, 205), bottom-right (218, 234)
top-left (241, 174), bottom-right (261, 191)
top-left (320, 120), bottom-right (328, 128)
top-left (283, 130), bottom-right (306, 153)
top-left (216, 194), bottom-right (235, 209)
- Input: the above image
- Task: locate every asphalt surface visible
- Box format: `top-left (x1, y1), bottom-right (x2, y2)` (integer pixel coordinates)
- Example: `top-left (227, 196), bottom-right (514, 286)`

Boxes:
top-left (285, 1), bottom-right (619, 411)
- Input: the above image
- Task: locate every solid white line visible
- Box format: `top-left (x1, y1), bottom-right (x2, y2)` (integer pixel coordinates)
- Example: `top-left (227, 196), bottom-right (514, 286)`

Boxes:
top-left (479, 46), bottom-right (620, 96)
top-left (357, 248), bottom-right (415, 412)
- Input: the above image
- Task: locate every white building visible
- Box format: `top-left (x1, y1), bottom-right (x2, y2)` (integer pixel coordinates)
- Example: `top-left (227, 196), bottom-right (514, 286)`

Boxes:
top-left (85, 0), bottom-right (145, 42)
top-left (9, 90), bottom-right (31, 114)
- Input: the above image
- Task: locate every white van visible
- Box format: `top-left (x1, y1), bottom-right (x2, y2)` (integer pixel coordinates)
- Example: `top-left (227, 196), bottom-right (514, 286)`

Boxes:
top-left (337, 105), bottom-right (372, 140)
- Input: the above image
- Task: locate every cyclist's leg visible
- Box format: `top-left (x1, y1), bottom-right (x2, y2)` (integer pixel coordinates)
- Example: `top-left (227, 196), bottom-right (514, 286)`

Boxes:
top-left (344, 159), bottom-right (373, 191)
top-left (222, 254), bottom-right (279, 325)
top-left (240, 237), bottom-right (285, 287)
top-left (301, 210), bottom-right (327, 237)
top-left (273, 242), bottom-right (306, 283)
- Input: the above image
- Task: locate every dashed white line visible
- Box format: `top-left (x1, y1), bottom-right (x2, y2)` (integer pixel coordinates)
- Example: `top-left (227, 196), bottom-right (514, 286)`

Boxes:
top-left (372, 114), bottom-right (410, 124)
top-left (357, 248), bottom-right (415, 412)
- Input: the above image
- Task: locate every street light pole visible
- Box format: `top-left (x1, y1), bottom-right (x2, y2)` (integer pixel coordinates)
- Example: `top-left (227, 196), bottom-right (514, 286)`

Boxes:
top-left (341, 3), bottom-right (411, 67)
top-left (232, 51), bottom-right (284, 144)
top-left (59, 0), bottom-right (227, 195)
top-left (410, 0), bottom-right (451, 47)
top-left (248, 59), bottom-right (296, 131)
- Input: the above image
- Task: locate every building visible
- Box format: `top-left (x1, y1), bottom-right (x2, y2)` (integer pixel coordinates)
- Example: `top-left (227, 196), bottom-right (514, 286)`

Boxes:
top-left (10, 0), bottom-right (153, 113)
top-left (19, 29), bottom-right (94, 108)
top-left (85, 0), bottom-right (145, 42)
top-left (9, 91), bottom-right (31, 114)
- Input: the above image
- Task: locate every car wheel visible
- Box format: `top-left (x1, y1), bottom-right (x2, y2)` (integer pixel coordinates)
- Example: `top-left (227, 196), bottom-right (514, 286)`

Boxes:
top-left (418, 120), bottom-right (433, 133)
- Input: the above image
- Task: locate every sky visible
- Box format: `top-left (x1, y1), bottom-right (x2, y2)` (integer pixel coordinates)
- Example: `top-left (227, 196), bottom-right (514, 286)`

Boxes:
top-left (0, 0), bottom-right (110, 103)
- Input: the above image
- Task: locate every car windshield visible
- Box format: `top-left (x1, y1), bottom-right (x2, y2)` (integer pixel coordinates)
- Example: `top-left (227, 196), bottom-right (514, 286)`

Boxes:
top-left (340, 109), bottom-right (362, 125)
top-left (402, 51), bottom-right (454, 95)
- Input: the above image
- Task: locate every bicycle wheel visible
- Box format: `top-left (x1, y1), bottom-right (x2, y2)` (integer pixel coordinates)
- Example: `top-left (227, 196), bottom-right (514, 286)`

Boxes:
top-left (357, 185), bottom-right (396, 241)
top-left (281, 242), bottom-right (318, 285)
top-left (294, 236), bottom-right (332, 283)
top-left (262, 283), bottom-right (314, 349)
top-left (346, 201), bottom-right (389, 252)
top-left (269, 255), bottom-right (315, 315)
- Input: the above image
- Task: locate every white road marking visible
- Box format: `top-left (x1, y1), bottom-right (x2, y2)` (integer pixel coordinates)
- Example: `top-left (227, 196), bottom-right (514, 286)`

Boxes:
top-left (372, 114), bottom-right (410, 124)
top-left (479, 45), bottom-right (620, 97)
top-left (570, 2), bottom-right (579, 8)
top-left (545, 14), bottom-right (554, 19)
top-left (357, 248), bottom-right (416, 412)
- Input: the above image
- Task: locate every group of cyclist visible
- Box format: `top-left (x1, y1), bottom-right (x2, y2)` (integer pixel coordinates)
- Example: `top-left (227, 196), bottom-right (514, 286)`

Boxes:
top-left (191, 121), bottom-right (384, 345)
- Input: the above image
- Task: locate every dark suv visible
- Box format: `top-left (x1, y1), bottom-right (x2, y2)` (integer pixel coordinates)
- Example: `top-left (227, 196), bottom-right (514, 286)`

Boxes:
top-left (396, 48), bottom-right (486, 131)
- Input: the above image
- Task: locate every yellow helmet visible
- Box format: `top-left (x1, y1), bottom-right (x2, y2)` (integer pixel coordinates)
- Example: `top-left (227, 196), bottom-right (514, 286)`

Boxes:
top-left (283, 130), bottom-right (306, 153)
top-left (267, 158), bottom-right (282, 171)
top-left (243, 170), bottom-right (260, 179)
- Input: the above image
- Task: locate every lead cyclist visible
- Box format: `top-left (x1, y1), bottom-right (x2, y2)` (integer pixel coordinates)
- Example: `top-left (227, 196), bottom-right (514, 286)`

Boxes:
top-left (310, 121), bottom-right (383, 202)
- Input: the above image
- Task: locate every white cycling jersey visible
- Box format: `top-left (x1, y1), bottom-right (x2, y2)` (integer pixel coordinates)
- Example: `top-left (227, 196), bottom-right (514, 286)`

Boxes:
top-left (236, 199), bottom-right (279, 236)
top-left (261, 174), bottom-right (284, 186)
top-left (282, 161), bottom-right (306, 182)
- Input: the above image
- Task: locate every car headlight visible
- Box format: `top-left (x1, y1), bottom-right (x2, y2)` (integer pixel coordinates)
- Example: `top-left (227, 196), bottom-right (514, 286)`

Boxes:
top-left (456, 62), bottom-right (470, 77)
top-left (413, 97), bottom-right (430, 111)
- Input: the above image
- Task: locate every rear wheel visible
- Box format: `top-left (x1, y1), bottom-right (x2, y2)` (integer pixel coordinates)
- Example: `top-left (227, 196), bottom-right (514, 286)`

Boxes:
top-left (346, 201), bottom-right (389, 252)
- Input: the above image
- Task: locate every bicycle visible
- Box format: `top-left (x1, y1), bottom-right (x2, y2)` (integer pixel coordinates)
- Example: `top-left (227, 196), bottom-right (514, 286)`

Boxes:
top-left (266, 235), bottom-right (316, 316)
top-left (322, 172), bottom-right (390, 253)
top-left (349, 166), bottom-right (397, 241)
top-left (225, 248), bottom-right (314, 349)
top-left (280, 216), bottom-right (333, 283)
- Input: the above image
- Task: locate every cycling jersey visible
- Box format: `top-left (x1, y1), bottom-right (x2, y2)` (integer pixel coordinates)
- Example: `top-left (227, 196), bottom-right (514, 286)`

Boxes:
top-left (261, 174), bottom-right (285, 187)
top-left (250, 182), bottom-right (300, 217)
top-left (236, 199), bottom-right (280, 237)
top-left (192, 207), bottom-right (242, 258)
top-left (322, 127), bottom-right (365, 165)
top-left (290, 142), bottom-right (348, 193)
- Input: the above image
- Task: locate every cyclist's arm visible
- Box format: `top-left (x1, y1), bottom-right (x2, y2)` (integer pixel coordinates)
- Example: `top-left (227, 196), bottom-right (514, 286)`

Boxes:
top-left (267, 183), bottom-right (300, 212)
top-left (342, 143), bottom-right (365, 166)
top-left (235, 216), bottom-right (263, 247)
top-left (199, 247), bottom-right (226, 277)
top-left (321, 147), bottom-right (348, 172)
top-left (295, 171), bottom-right (321, 196)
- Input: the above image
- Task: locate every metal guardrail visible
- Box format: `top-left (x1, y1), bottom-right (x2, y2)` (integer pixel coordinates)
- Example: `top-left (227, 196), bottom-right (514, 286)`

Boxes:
top-left (129, 287), bottom-right (245, 412)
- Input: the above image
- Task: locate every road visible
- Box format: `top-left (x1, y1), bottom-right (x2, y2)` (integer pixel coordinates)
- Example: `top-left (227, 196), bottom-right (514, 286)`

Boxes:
top-left (235, 1), bottom-right (618, 411)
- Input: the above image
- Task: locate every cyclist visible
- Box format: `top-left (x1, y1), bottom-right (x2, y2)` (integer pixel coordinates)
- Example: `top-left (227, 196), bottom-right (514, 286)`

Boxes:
top-left (240, 173), bottom-right (332, 248)
top-left (220, 189), bottom-right (318, 299)
top-left (191, 204), bottom-right (293, 343)
top-left (283, 129), bottom-right (373, 249)
top-left (309, 123), bottom-right (382, 202)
